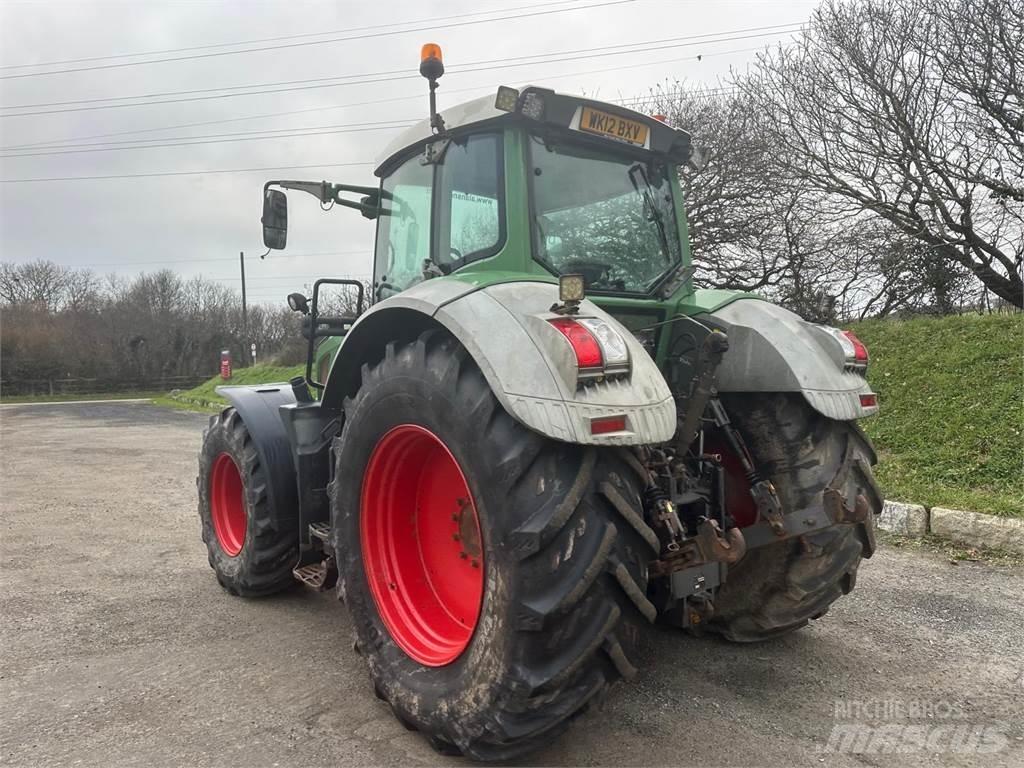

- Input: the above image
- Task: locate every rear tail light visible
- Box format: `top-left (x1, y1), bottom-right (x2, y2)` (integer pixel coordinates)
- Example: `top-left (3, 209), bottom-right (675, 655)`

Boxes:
top-left (821, 325), bottom-right (869, 368)
top-left (842, 330), bottom-right (869, 363)
top-left (859, 393), bottom-right (878, 408)
top-left (548, 317), bottom-right (603, 372)
top-left (548, 316), bottom-right (631, 381)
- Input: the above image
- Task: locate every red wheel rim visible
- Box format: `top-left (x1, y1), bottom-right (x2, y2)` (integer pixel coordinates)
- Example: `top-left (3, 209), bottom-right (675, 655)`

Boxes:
top-left (210, 453), bottom-right (247, 556)
top-left (703, 437), bottom-right (759, 528)
top-left (361, 424), bottom-right (485, 667)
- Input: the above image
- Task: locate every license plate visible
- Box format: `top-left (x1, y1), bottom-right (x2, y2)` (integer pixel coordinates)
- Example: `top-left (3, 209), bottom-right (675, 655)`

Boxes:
top-left (578, 106), bottom-right (649, 146)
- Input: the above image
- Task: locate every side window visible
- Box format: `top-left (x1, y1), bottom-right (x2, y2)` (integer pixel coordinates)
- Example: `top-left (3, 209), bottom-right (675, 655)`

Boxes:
top-left (373, 155), bottom-right (432, 296)
top-left (435, 134), bottom-right (503, 270)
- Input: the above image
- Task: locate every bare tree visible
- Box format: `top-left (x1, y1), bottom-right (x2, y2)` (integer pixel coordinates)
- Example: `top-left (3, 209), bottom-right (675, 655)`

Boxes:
top-left (742, 0), bottom-right (1023, 307)
top-left (0, 260), bottom-right (71, 311)
top-left (0, 260), bottom-right (318, 385)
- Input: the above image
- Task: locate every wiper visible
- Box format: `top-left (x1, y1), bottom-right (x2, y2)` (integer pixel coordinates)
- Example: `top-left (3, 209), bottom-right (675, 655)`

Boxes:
top-left (628, 163), bottom-right (672, 263)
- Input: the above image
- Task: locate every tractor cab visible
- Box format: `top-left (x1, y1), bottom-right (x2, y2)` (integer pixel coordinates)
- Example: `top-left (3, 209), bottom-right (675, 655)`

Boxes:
top-left (261, 46), bottom-right (701, 389)
top-left (367, 82), bottom-right (698, 302)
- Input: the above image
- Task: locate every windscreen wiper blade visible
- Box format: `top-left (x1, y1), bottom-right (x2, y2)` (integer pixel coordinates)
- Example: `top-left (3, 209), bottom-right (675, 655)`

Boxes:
top-left (628, 163), bottom-right (672, 263)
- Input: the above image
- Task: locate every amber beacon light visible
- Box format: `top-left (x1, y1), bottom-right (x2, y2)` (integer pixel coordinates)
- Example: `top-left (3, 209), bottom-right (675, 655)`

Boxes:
top-left (419, 43), bottom-right (445, 133)
top-left (420, 43), bottom-right (444, 79)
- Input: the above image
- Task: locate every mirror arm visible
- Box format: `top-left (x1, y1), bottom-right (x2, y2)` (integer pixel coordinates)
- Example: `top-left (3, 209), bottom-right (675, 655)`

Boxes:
top-left (334, 196), bottom-right (379, 219)
top-left (265, 180), bottom-right (381, 218)
top-left (265, 179), bottom-right (333, 203)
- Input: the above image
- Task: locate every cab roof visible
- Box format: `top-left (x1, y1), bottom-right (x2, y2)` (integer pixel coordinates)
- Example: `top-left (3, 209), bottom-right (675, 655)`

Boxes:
top-left (373, 86), bottom-right (693, 175)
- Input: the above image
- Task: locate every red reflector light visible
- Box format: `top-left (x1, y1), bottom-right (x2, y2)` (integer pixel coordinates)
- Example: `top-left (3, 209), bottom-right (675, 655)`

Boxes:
top-left (842, 330), bottom-right (869, 362)
top-left (591, 415), bottom-right (627, 435)
top-left (860, 393), bottom-right (878, 408)
top-left (548, 317), bottom-right (603, 369)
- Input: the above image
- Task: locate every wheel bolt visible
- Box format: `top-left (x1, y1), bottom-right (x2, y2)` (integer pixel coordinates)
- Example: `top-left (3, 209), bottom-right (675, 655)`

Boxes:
top-left (471, 559), bottom-right (479, 569)
top-left (459, 551), bottom-right (467, 559)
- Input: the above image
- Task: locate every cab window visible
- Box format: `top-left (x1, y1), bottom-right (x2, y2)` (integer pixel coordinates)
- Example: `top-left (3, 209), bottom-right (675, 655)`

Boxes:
top-left (373, 133), bottom-right (504, 299)
top-left (373, 155), bottom-right (432, 296)
top-left (434, 133), bottom-right (504, 271)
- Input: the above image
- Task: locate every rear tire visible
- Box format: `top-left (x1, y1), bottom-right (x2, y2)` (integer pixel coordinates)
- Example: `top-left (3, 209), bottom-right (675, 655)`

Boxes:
top-left (330, 330), bottom-right (657, 761)
top-left (197, 407), bottom-right (299, 597)
top-left (707, 394), bottom-right (881, 642)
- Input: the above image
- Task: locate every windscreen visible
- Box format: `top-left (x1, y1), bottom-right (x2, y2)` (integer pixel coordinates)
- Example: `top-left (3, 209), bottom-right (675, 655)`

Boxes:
top-left (529, 136), bottom-right (682, 294)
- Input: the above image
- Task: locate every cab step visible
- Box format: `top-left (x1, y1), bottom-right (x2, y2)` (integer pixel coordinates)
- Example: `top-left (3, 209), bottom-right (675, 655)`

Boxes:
top-left (309, 522), bottom-right (331, 542)
top-left (292, 557), bottom-right (337, 591)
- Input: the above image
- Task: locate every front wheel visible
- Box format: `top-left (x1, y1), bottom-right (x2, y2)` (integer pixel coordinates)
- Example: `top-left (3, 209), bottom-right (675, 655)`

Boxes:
top-left (329, 330), bottom-right (658, 761)
top-left (197, 408), bottom-right (298, 596)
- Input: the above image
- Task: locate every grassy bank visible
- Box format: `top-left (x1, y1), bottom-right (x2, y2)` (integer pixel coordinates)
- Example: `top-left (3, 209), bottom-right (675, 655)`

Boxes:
top-left (169, 313), bottom-right (1022, 517)
top-left (852, 313), bottom-right (1022, 518)
top-left (162, 365), bottom-right (302, 411)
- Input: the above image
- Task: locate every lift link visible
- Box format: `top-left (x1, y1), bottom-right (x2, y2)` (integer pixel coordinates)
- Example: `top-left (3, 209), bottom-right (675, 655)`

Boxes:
top-left (675, 330), bottom-right (729, 454)
top-left (707, 397), bottom-right (787, 536)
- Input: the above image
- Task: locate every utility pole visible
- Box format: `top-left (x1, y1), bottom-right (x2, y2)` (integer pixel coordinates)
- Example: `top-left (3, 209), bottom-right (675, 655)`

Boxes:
top-left (239, 251), bottom-right (248, 367)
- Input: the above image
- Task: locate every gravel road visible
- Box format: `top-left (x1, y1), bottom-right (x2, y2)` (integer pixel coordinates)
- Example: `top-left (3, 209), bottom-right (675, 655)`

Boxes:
top-left (1, 401), bottom-right (1021, 767)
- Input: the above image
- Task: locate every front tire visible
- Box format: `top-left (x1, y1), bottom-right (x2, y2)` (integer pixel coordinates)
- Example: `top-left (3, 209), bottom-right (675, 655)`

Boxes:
top-left (197, 407), bottom-right (299, 597)
top-left (329, 331), bottom-right (658, 761)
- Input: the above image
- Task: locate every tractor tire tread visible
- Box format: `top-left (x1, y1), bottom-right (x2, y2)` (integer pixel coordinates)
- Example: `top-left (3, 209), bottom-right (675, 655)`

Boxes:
top-left (197, 406), bottom-right (298, 597)
top-left (331, 329), bottom-right (651, 761)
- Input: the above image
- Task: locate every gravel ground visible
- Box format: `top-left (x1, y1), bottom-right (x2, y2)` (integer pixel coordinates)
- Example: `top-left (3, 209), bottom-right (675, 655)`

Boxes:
top-left (1, 401), bottom-right (1021, 768)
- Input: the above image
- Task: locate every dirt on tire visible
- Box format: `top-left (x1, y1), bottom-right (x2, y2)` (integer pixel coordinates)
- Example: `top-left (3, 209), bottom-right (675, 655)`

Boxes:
top-left (197, 407), bottom-right (299, 597)
top-left (707, 393), bottom-right (882, 641)
top-left (329, 330), bottom-right (657, 760)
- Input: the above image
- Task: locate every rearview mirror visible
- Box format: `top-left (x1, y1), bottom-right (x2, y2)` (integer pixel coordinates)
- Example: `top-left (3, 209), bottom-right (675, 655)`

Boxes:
top-left (262, 188), bottom-right (288, 250)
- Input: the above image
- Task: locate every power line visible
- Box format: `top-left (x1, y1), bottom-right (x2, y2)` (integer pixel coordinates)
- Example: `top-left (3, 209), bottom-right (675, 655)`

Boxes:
top-left (0, 0), bottom-right (583, 70)
top-left (0, 162), bottom-right (374, 184)
top-left (0, 36), bottom-right (794, 180)
top-left (210, 274), bottom-right (374, 283)
top-left (0, 86), bottom-right (483, 151)
top-left (0, 0), bottom-right (634, 80)
top-left (5, 118), bottom-right (411, 153)
top-left (3, 78), bottom-right (744, 159)
top-left (0, 28), bottom-right (803, 121)
top-left (1, 42), bottom-right (773, 152)
top-left (0, 121), bottom-right (413, 159)
top-left (70, 251), bottom-right (368, 268)
top-left (0, 23), bottom-right (802, 116)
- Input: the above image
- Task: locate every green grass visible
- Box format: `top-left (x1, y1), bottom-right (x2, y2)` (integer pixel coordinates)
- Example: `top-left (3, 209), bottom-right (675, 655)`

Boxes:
top-left (852, 313), bottom-right (1023, 518)
top-left (0, 391), bottom-right (163, 404)
top-left (167, 314), bottom-right (1023, 518)
top-left (165, 365), bottom-right (302, 410)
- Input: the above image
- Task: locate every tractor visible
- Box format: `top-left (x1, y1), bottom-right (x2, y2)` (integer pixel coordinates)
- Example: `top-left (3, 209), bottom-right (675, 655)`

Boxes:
top-left (197, 44), bottom-right (881, 760)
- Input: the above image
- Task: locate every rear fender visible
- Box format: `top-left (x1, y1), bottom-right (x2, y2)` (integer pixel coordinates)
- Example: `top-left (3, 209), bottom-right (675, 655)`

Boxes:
top-left (320, 279), bottom-right (676, 445)
top-left (702, 299), bottom-right (878, 421)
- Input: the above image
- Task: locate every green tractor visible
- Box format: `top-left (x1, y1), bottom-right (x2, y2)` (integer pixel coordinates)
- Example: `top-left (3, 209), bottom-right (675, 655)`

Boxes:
top-left (197, 45), bottom-right (881, 760)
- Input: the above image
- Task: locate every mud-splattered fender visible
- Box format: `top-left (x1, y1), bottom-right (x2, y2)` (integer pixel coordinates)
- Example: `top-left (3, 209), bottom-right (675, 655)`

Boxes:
top-left (320, 279), bottom-right (676, 446)
top-left (702, 299), bottom-right (878, 421)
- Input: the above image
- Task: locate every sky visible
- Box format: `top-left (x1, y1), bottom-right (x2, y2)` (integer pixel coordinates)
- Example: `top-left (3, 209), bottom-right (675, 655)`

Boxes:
top-left (0, 0), bottom-right (818, 306)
